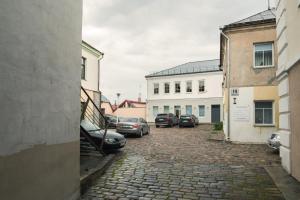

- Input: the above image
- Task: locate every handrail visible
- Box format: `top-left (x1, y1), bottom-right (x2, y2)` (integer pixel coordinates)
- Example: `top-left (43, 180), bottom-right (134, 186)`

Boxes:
top-left (80, 86), bottom-right (108, 155)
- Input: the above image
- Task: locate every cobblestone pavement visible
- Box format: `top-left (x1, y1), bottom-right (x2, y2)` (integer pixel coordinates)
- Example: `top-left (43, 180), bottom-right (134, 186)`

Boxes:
top-left (82, 125), bottom-right (284, 200)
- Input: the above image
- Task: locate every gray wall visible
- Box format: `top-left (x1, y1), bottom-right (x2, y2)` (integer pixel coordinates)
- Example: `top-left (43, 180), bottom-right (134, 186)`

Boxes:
top-left (0, 0), bottom-right (82, 199)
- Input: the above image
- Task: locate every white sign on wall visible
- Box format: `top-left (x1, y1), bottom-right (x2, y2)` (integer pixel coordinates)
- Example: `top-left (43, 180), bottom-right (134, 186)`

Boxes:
top-left (232, 106), bottom-right (250, 122)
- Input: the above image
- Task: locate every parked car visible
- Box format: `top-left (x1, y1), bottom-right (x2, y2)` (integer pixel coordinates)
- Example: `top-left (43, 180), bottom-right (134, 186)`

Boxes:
top-left (267, 133), bottom-right (280, 152)
top-left (155, 113), bottom-right (178, 128)
top-left (179, 114), bottom-right (199, 127)
top-left (116, 117), bottom-right (150, 137)
top-left (105, 114), bottom-right (118, 129)
top-left (80, 119), bottom-right (126, 150)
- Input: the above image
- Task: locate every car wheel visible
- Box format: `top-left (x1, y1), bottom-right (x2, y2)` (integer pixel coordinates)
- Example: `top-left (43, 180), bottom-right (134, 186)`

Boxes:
top-left (139, 130), bottom-right (143, 138)
top-left (156, 125), bottom-right (159, 128)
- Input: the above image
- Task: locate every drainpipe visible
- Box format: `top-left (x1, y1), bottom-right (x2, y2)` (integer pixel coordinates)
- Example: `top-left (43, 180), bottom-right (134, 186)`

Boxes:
top-left (220, 30), bottom-right (230, 140)
top-left (97, 53), bottom-right (104, 92)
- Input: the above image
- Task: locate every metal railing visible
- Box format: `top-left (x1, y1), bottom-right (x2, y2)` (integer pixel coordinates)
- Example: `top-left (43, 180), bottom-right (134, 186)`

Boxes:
top-left (80, 86), bottom-right (108, 155)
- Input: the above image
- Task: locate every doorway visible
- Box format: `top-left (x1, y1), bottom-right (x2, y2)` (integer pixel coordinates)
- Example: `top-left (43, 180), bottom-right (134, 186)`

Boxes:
top-left (211, 104), bottom-right (220, 123)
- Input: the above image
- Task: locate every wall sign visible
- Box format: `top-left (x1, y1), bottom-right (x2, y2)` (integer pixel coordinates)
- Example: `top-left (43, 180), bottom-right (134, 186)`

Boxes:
top-left (232, 106), bottom-right (250, 122)
top-left (231, 88), bottom-right (239, 96)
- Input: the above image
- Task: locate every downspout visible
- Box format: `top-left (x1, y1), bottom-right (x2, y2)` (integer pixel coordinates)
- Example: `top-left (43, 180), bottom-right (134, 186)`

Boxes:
top-left (220, 30), bottom-right (230, 140)
top-left (97, 53), bottom-right (104, 92)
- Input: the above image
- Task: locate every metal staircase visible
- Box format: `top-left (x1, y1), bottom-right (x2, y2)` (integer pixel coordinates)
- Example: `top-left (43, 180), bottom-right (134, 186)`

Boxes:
top-left (80, 86), bottom-right (108, 155)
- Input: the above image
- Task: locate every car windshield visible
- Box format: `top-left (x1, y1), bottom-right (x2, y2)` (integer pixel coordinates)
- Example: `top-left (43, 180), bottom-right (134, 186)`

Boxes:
top-left (180, 115), bottom-right (191, 119)
top-left (80, 119), bottom-right (101, 132)
top-left (157, 114), bottom-right (168, 117)
top-left (119, 117), bottom-right (138, 123)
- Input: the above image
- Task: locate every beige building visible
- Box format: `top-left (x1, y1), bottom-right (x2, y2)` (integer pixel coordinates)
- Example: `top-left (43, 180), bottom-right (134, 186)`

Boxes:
top-left (276, 0), bottom-right (300, 182)
top-left (220, 9), bottom-right (279, 143)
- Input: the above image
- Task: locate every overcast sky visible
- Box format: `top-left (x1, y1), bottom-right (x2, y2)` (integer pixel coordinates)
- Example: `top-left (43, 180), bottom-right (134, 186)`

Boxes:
top-left (82, 0), bottom-right (275, 104)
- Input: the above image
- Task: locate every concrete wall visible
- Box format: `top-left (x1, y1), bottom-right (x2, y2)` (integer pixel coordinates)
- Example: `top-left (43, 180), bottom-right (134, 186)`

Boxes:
top-left (147, 72), bottom-right (223, 100)
top-left (146, 98), bottom-right (223, 123)
top-left (225, 25), bottom-right (278, 87)
top-left (289, 62), bottom-right (300, 182)
top-left (114, 107), bottom-right (146, 119)
top-left (0, 0), bottom-right (82, 199)
top-left (276, 0), bottom-right (300, 179)
top-left (229, 86), bottom-right (278, 143)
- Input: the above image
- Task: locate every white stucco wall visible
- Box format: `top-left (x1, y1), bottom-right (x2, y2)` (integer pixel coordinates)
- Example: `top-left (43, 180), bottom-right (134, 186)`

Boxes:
top-left (146, 72), bottom-right (223, 101)
top-left (81, 47), bottom-right (100, 92)
top-left (229, 87), bottom-right (277, 143)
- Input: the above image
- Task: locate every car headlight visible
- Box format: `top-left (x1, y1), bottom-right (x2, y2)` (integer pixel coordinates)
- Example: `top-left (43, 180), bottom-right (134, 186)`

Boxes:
top-left (105, 138), bottom-right (116, 144)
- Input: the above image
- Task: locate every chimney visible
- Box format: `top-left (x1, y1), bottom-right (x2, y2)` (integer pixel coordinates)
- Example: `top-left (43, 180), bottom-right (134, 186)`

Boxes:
top-left (138, 97), bottom-right (141, 102)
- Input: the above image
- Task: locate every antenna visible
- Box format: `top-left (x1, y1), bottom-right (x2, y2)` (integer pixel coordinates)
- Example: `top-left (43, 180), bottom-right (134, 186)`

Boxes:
top-left (138, 84), bottom-right (142, 102)
top-left (116, 93), bottom-right (121, 105)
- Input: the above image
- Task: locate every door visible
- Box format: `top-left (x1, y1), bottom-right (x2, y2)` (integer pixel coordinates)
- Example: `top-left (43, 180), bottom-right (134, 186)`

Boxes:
top-left (174, 106), bottom-right (181, 118)
top-left (211, 104), bottom-right (220, 123)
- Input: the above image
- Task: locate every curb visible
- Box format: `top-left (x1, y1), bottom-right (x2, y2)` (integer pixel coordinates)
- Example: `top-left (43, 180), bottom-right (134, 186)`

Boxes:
top-left (80, 152), bottom-right (123, 195)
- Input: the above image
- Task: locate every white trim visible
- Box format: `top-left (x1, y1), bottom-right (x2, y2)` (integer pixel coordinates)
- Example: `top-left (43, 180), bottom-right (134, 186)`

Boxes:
top-left (253, 42), bottom-right (275, 69)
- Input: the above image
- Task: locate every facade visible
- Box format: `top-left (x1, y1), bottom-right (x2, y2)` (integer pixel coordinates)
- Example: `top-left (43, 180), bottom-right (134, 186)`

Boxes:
top-left (0, 1), bottom-right (82, 200)
top-left (276, 0), bottom-right (300, 181)
top-left (101, 98), bottom-right (147, 119)
top-left (114, 100), bottom-right (147, 119)
top-left (145, 60), bottom-right (223, 123)
top-left (220, 9), bottom-right (279, 143)
top-left (81, 41), bottom-right (104, 109)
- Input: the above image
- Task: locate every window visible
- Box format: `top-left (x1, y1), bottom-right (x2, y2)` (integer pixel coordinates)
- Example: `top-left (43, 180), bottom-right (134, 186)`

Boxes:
top-left (154, 83), bottom-right (159, 94)
top-left (81, 57), bottom-right (86, 80)
top-left (186, 81), bottom-right (192, 93)
top-left (255, 101), bottom-right (273, 125)
top-left (164, 106), bottom-right (170, 113)
top-left (254, 43), bottom-right (273, 67)
top-left (199, 105), bottom-right (205, 117)
top-left (186, 105), bottom-right (192, 115)
top-left (199, 80), bottom-right (205, 92)
top-left (164, 83), bottom-right (170, 94)
top-left (175, 82), bottom-right (181, 93)
top-left (153, 106), bottom-right (159, 117)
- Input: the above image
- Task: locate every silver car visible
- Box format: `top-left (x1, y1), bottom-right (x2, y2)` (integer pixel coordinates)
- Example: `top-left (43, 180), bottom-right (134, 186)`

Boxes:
top-left (267, 133), bottom-right (280, 152)
top-left (116, 117), bottom-right (150, 137)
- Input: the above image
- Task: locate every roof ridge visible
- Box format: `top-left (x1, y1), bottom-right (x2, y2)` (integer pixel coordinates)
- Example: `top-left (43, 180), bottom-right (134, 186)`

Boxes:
top-left (231, 8), bottom-right (275, 25)
top-left (150, 59), bottom-right (219, 76)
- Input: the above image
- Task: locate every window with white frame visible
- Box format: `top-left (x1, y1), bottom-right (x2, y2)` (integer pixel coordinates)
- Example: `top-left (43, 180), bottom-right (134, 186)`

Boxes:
top-left (81, 57), bottom-right (86, 80)
top-left (154, 83), bottom-right (159, 94)
top-left (186, 105), bottom-right (192, 115)
top-left (153, 106), bottom-right (159, 117)
top-left (186, 81), bottom-right (192, 93)
top-left (164, 83), bottom-right (170, 94)
top-left (198, 105), bottom-right (205, 117)
top-left (199, 80), bottom-right (205, 92)
top-left (175, 82), bottom-right (181, 93)
top-left (254, 43), bottom-right (273, 67)
top-left (255, 101), bottom-right (273, 125)
top-left (163, 106), bottom-right (169, 113)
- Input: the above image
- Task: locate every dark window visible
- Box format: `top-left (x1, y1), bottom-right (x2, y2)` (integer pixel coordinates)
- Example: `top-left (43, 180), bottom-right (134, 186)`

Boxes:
top-left (81, 57), bottom-right (86, 80)
top-left (254, 43), bottom-right (273, 67)
top-left (164, 83), bottom-right (170, 94)
top-left (255, 101), bottom-right (273, 124)
top-left (199, 80), bottom-right (205, 92)
top-left (175, 82), bottom-right (181, 93)
top-left (154, 83), bottom-right (159, 94)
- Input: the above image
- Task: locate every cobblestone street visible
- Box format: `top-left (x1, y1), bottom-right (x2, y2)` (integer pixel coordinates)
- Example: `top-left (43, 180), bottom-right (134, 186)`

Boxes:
top-left (82, 125), bottom-right (284, 200)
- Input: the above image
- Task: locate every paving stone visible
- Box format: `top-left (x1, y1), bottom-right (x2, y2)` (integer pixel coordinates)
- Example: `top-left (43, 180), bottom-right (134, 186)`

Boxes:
top-left (81, 125), bottom-right (284, 200)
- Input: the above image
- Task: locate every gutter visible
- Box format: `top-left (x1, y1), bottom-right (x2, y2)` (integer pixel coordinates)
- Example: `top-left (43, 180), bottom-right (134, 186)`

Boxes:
top-left (220, 29), bottom-right (231, 141)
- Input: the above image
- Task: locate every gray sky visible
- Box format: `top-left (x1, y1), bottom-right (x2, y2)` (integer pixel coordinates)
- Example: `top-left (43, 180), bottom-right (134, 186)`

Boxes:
top-left (82, 0), bottom-right (275, 104)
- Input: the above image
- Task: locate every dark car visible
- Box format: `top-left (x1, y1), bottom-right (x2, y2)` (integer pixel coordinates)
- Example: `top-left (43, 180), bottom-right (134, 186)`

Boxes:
top-left (80, 119), bottom-right (126, 150)
top-left (155, 113), bottom-right (178, 128)
top-left (105, 114), bottom-right (118, 129)
top-left (179, 114), bottom-right (199, 127)
top-left (116, 117), bottom-right (150, 137)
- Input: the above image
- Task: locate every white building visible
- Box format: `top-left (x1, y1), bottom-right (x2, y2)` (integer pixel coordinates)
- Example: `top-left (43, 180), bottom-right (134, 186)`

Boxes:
top-left (145, 59), bottom-right (223, 123)
top-left (81, 41), bottom-right (104, 107)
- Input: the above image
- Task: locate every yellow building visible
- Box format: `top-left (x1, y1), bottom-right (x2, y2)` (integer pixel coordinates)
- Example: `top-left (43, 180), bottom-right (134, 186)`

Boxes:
top-left (220, 9), bottom-right (279, 143)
